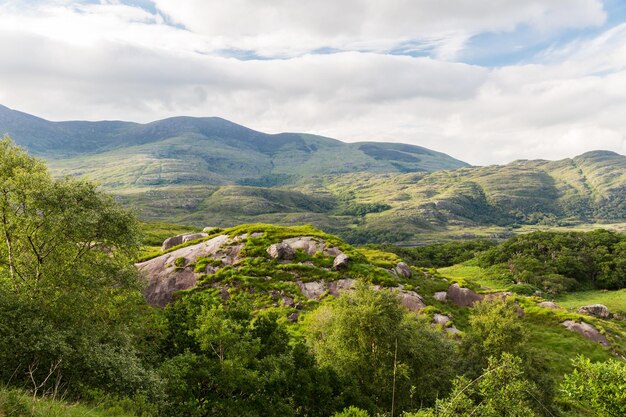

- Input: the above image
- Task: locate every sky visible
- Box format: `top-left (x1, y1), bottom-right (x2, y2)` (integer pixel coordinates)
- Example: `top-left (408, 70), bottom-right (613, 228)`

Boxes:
top-left (1, 0), bottom-right (626, 165)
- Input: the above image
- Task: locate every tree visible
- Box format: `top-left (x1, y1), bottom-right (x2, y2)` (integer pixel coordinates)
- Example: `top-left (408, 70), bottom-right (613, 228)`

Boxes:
top-left (306, 284), bottom-right (456, 414)
top-left (562, 356), bottom-right (626, 416)
top-left (0, 136), bottom-right (152, 397)
top-left (409, 353), bottom-right (540, 417)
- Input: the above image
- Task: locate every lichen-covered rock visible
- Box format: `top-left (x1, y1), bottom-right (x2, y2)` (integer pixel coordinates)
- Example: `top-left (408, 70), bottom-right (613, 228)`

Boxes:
top-left (434, 291), bottom-right (447, 302)
top-left (333, 253), bottom-right (349, 270)
top-left (446, 283), bottom-right (484, 307)
top-left (562, 320), bottom-right (610, 347)
top-left (394, 262), bottom-right (412, 278)
top-left (266, 243), bottom-right (295, 260)
top-left (446, 326), bottom-right (461, 335)
top-left (537, 301), bottom-right (560, 309)
top-left (578, 304), bottom-right (613, 319)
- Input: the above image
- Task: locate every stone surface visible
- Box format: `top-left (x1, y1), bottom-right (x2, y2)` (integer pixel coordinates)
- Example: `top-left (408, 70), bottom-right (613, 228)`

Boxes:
top-left (161, 232), bottom-right (208, 251)
top-left (297, 281), bottom-right (327, 299)
top-left (267, 243), bottom-right (295, 260)
top-left (394, 262), bottom-right (412, 278)
top-left (328, 279), bottom-right (356, 296)
top-left (138, 234), bottom-right (233, 307)
top-left (434, 291), bottom-right (447, 302)
top-left (396, 290), bottom-right (426, 313)
top-left (433, 313), bottom-right (451, 326)
top-left (333, 253), bottom-right (349, 270)
top-left (578, 304), bottom-right (613, 319)
top-left (445, 326), bottom-right (461, 335)
top-left (537, 301), bottom-right (560, 309)
top-left (446, 283), bottom-right (484, 307)
top-left (287, 312), bottom-right (299, 322)
top-left (562, 320), bottom-right (610, 347)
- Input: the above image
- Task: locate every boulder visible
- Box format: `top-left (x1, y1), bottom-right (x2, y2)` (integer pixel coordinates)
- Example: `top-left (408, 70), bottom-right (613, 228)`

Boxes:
top-left (333, 253), bottom-right (349, 270)
top-left (578, 304), bottom-right (613, 319)
top-left (287, 312), bottom-right (299, 322)
top-left (283, 237), bottom-right (326, 255)
top-left (328, 278), bottom-right (356, 296)
top-left (161, 232), bottom-right (208, 251)
top-left (446, 283), bottom-right (484, 307)
top-left (433, 313), bottom-right (451, 326)
top-left (445, 326), bottom-right (461, 335)
top-left (394, 262), bottom-right (412, 278)
top-left (267, 243), bottom-right (295, 260)
top-left (203, 226), bottom-right (218, 233)
top-left (562, 320), bottom-right (610, 347)
top-left (434, 291), bottom-right (447, 302)
top-left (298, 281), bottom-right (327, 299)
top-left (537, 301), bottom-right (560, 309)
top-left (396, 291), bottom-right (426, 313)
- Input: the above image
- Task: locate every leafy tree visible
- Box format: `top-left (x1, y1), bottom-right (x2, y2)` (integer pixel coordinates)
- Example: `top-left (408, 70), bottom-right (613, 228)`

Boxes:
top-left (410, 353), bottom-right (541, 417)
top-left (562, 356), bottom-right (626, 417)
top-left (0, 137), bottom-right (153, 398)
top-left (306, 284), bottom-right (456, 414)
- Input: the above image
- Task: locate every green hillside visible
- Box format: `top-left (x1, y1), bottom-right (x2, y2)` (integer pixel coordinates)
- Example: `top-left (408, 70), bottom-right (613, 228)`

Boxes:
top-left (0, 105), bottom-right (468, 187)
top-left (113, 151), bottom-right (626, 244)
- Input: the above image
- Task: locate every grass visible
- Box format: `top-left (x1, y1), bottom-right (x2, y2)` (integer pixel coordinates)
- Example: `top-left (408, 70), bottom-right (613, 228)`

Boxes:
top-left (556, 289), bottom-right (626, 314)
top-left (0, 387), bottom-right (146, 417)
top-left (436, 263), bottom-right (512, 291)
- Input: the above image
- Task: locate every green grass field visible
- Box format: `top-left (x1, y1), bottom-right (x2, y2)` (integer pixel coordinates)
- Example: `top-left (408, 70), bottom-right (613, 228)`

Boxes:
top-left (556, 289), bottom-right (626, 314)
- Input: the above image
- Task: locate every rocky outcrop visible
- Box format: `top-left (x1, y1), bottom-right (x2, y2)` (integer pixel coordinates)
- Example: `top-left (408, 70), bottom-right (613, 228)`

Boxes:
top-left (562, 320), bottom-right (610, 347)
top-left (282, 237), bottom-right (342, 256)
top-left (161, 232), bottom-right (208, 251)
top-left (328, 279), bottom-right (357, 296)
top-left (578, 304), bottom-right (613, 319)
top-left (446, 283), bottom-right (484, 307)
top-left (394, 262), bottom-right (412, 278)
top-left (333, 253), bottom-right (349, 270)
top-left (537, 301), bottom-right (560, 309)
top-left (138, 234), bottom-right (237, 307)
top-left (267, 243), bottom-right (295, 260)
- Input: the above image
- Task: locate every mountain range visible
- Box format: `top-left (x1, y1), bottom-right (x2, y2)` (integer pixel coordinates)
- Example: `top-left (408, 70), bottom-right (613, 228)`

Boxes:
top-left (1, 104), bottom-right (624, 244)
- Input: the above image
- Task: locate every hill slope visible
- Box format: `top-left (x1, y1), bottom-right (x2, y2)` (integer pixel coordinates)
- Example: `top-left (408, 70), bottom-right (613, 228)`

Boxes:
top-left (116, 151), bottom-right (626, 243)
top-left (0, 104), bottom-right (469, 187)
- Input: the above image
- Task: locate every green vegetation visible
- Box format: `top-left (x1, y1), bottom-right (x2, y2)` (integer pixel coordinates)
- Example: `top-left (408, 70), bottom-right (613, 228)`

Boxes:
top-left (0, 137), bottom-right (625, 416)
top-left (556, 289), bottom-right (626, 314)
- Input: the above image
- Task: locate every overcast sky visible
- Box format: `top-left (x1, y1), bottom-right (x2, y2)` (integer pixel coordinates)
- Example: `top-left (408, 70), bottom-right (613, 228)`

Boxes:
top-left (1, 0), bottom-right (626, 165)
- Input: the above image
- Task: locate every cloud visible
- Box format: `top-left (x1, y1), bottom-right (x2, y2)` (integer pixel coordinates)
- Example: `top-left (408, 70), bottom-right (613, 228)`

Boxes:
top-left (0, 0), bottom-right (624, 166)
top-left (153, 0), bottom-right (606, 58)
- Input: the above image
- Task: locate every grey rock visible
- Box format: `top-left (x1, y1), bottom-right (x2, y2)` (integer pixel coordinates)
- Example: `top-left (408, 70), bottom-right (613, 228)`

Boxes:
top-left (333, 253), bottom-right (349, 269)
top-left (433, 313), bottom-right (451, 326)
top-left (288, 312), bottom-right (299, 322)
top-left (579, 304), bottom-right (613, 319)
top-left (434, 291), bottom-right (447, 302)
top-left (446, 283), bottom-right (484, 307)
top-left (537, 301), bottom-right (560, 309)
top-left (562, 320), bottom-right (610, 347)
top-left (267, 243), bottom-right (295, 260)
top-left (394, 262), bottom-right (412, 278)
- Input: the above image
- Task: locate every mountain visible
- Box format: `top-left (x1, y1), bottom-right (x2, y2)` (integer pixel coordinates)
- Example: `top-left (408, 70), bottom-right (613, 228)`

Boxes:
top-left (1, 104), bottom-right (624, 244)
top-left (114, 150), bottom-right (626, 244)
top-left (0, 104), bottom-right (469, 187)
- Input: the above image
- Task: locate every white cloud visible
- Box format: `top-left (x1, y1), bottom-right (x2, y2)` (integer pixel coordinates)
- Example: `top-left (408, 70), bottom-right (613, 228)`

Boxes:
top-left (0, 0), bottom-right (625, 166)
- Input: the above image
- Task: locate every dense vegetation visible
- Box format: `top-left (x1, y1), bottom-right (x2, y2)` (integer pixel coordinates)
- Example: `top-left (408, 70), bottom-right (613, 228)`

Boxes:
top-left (1, 137), bottom-right (626, 417)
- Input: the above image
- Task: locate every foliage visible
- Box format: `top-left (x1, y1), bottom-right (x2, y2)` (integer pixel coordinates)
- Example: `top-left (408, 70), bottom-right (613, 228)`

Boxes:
top-left (477, 230), bottom-right (626, 292)
top-left (306, 285), bottom-right (456, 414)
top-left (0, 137), bottom-right (158, 401)
top-left (409, 353), bottom-right (541, 417)
top-left (562, 356), bottom-right (626, 417)
top-left (376, 239), bottom-right (497, 268)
